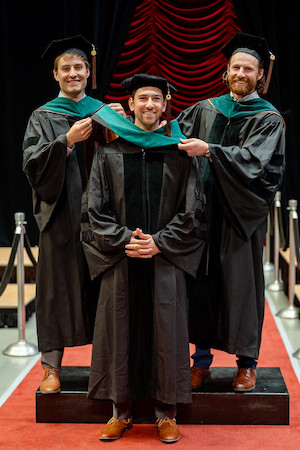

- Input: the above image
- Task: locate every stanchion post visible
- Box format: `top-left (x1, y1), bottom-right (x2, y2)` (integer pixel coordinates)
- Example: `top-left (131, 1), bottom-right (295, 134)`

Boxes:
top-left (264, 213), bottom-right (274, 272)
top-left (17, 212), bottom-right (26, 341)
top-left (276, 200), bottom-right (299, 319)
top-left (3, 212), bottom-right (39, 357)
top-left (267, 192), bottom-right (283, 291)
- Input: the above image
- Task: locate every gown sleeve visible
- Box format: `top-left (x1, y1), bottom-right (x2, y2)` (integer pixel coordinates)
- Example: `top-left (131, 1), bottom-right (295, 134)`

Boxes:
top-left (23, 110), bottom-right (68, 203)
top-left (209, 112), bottom-right (285, 240)
top-left (88, 149), bottom-right (133, 255)
top-left (152, 156), bottom-right (207, 277)
top-left (22, 110), bottom-right (69, 231)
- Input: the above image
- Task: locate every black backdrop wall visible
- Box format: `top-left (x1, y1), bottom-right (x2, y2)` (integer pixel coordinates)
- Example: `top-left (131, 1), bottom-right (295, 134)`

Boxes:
top-left (1, 0), bottom-right (299, 246)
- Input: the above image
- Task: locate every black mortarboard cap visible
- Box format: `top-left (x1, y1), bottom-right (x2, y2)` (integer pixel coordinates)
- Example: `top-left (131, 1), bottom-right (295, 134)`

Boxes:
top-left (222, 32), bottom-right (273, 68)
top-left (42, 35), bottom-right (96, 61)
top-left (222, 32), bottom-right (276, 94)
top-left (121, 73), bottom-right (177, 98)
top-left (42, 34), bottom-right (95, 61)
top-left (122, 73), bottom-right (176, 137)
top-left (42, 35), bottom-right (98, 89)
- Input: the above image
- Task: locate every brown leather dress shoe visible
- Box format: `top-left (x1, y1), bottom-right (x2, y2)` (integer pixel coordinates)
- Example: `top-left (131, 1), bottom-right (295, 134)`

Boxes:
top-left (39, 365), bottom-right (60, 394)
top-left (191, 366), bottom-right (211, 389)
top-left (99, 417), bottom-right (132, 440)
top-left (156, 418), bottom-right (181, 443)
top-left (232, 368), bottom-right (256, 392)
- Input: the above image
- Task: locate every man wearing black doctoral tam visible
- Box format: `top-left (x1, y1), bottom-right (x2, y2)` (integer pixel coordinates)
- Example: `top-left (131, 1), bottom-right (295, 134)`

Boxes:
top-left (22, 35), bottom-right (115, 394)
top-left (85, 73), bottom-right (206, 443)
top-left (177, 32), bottom-right (285, 392)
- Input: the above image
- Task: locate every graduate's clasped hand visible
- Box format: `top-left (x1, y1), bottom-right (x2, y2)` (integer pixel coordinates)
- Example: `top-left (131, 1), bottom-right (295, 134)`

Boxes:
top-left (125, 228), bottom-right (160, 258)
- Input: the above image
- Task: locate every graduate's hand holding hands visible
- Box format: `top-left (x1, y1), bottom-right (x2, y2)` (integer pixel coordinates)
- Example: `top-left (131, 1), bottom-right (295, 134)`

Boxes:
top-left (125, 228), bottom-right (160, 258)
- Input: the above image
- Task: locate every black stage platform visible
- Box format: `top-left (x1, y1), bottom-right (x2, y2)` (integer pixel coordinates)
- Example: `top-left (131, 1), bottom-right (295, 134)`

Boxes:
top-left (36, 366), bottom-right (289, 425)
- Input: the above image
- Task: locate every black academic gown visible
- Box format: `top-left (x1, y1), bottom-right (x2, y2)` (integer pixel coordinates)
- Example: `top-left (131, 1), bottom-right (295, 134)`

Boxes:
top-left (87, 138), bottom-right (206, 405)
top-left (23, 104), bottom-right (104, 352)
top-left (177, 96), bottom-right (285, 359)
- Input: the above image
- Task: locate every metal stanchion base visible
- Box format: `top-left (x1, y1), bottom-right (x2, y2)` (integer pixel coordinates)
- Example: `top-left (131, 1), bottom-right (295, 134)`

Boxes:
top-left (3, 339), bottom-right (39, 357)
top-left (264, 262), bottom-right (274, 272)
top-left (267, 279), bottom-right (284, 292)
top-left (276, 305), bottom-right (299, 319)
top-left (292, 348), bottom-right (300, 360)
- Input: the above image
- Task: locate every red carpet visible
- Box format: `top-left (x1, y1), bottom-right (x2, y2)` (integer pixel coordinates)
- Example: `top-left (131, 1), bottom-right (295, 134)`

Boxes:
top-left (1, 301), bottom-right (300, 449)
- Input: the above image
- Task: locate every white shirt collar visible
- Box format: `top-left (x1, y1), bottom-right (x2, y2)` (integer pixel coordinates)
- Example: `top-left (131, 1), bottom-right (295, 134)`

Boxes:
top-left (58, 90), bottom-right (86, 99)
top-left (230, 90), bottom-right (260, 103)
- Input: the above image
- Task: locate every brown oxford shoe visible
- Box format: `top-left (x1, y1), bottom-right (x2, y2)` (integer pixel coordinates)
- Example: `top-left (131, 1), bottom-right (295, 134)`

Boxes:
top-left (39, 365), bottom-right (60, 394)
top-left (232, 368), bottom-right (256, 392)
top-left (99, 417), bottom-right (132, 441)
top-left (156, 418), bottom-right (181, 443)
top-left (191, 366), bottom-right (211, 389)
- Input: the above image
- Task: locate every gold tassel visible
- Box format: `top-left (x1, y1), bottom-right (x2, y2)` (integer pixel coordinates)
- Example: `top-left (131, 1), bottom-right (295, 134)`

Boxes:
top-left (165, 86), bottom-right (172, 137)
top-left (91, 44), bottom-right (97, 90)
top-left (263, 53), bottom-right (275, 95)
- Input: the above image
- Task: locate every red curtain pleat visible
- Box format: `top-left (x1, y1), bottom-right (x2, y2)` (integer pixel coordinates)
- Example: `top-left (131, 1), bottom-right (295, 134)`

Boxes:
top-left (105, 0), bottom-right (240, 118)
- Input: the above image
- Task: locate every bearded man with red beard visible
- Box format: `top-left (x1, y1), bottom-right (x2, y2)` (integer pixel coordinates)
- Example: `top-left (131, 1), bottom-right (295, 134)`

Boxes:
top-left (177, 32), bottom-right (286, 392)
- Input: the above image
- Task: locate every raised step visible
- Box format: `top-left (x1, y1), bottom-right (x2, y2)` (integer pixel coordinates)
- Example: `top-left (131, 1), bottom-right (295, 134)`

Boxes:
top-left (36, 366), bottom-right (289, 425)
top-left (0, 283), bottom-right (36, 327)
top-left (295, 284), bottom-right (300, 301)
top-left (280, 249), bottom-right (300, 304)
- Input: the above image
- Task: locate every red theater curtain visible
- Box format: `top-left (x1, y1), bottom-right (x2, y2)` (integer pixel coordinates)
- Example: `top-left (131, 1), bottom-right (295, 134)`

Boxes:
top-left (105, 0), bottom-right (240, 117)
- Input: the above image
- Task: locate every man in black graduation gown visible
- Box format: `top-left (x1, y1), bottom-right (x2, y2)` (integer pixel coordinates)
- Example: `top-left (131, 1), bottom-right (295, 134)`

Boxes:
top-left (177, 33), bottom-right (285, 391)
top-left (22, 35), bottom-right (108, 393)
top-left (85, 74), bottom-right (206, 443)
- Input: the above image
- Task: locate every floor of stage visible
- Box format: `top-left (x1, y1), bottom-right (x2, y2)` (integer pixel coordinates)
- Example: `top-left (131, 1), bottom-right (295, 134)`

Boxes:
top-left (0, 270), bottom-right (300, 407)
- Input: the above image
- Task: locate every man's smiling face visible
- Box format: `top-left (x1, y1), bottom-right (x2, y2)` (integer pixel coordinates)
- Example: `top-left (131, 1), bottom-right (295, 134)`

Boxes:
top-left (53, 53), bottom-right (90, 100)
top-left (227, 52), bottom-right (264, 99)
top-left (128, 86), bottom-right (167, 131)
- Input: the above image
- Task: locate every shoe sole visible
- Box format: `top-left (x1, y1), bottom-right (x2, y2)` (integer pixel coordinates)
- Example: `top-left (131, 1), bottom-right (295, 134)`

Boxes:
top-left (40, 389), bottom-right (61, 394)
top-left (99, 436), bottom-right (122, 441)
top-left (99, 425), bottom-right (132, 440)
top-left (233, 385), bottom-right (256, 392)
top-left (159, 435), bottom-right (181, 443)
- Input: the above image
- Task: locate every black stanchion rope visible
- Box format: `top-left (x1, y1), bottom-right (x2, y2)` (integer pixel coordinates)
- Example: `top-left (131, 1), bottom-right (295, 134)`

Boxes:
top-left (293, 216), bottom-right (300, 269)
top-left (0, 231), bottom-right (37, 298)
top-left (0, 233), bottom-right (21, 297)
top-left (24, 233), bottom-right (37, 267)
top-left (277, 205), bottom-right (287, 250)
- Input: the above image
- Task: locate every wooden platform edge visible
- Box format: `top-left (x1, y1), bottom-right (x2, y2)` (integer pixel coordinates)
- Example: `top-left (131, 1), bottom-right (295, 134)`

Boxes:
top-left (0, 283), bottom-right (36, 308)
